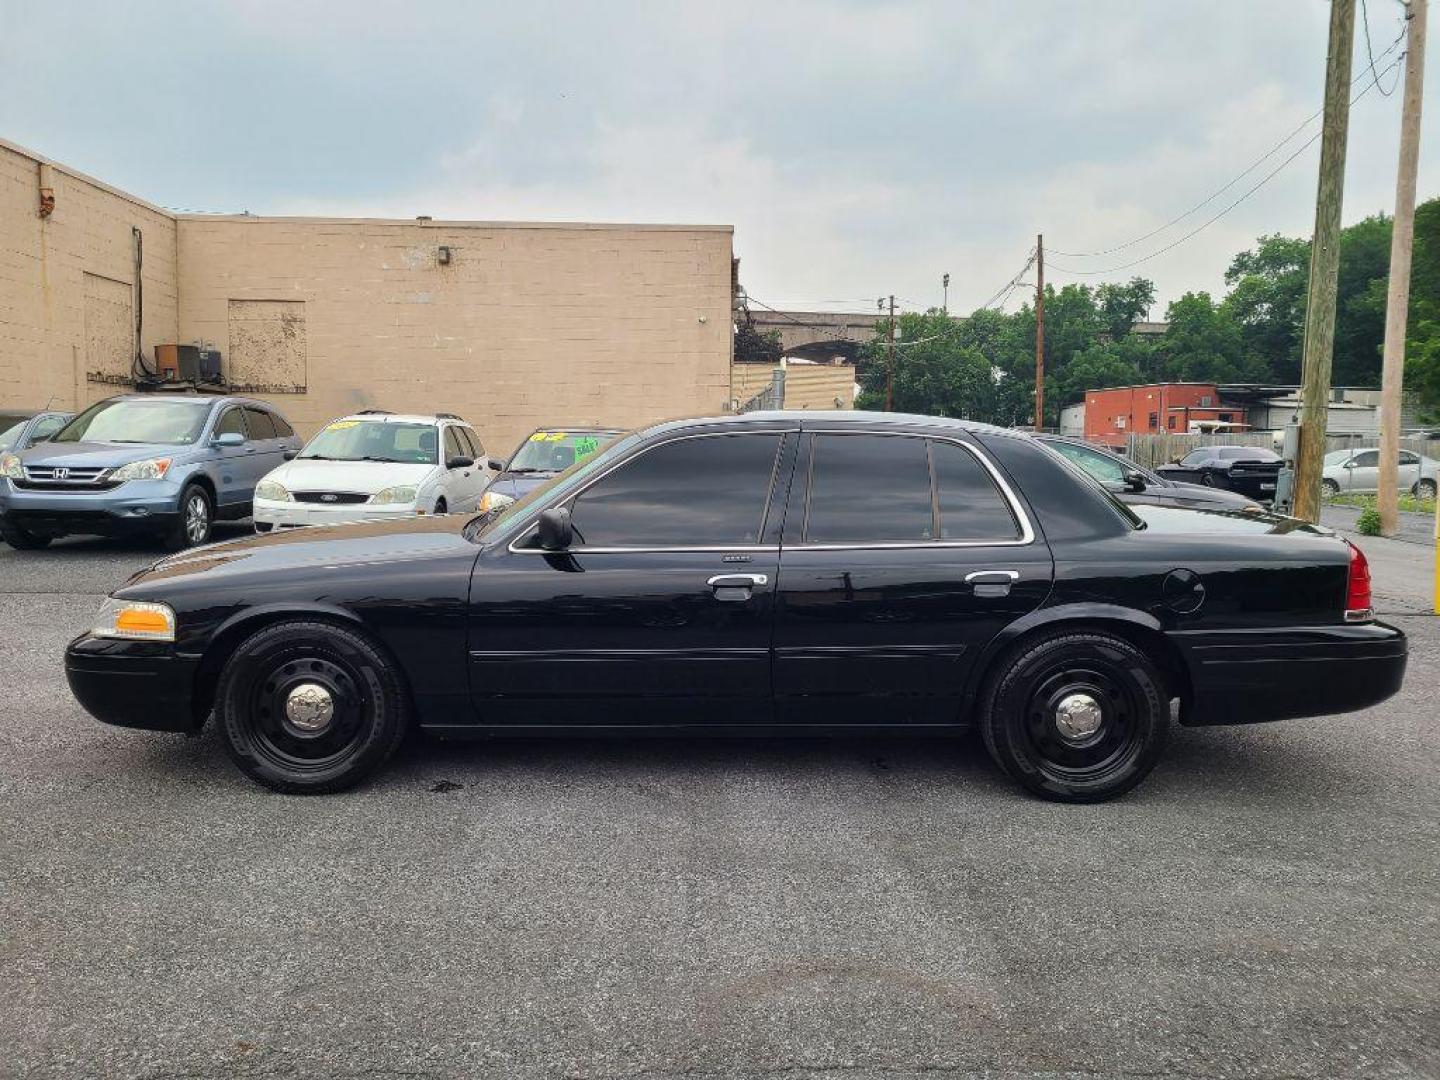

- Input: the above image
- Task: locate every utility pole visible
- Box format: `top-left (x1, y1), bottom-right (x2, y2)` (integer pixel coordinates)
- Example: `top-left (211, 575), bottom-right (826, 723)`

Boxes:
top-left (883, 295), bottom-right (897, 411)
top-left (1378, 0), bottom-right (1427, 536)
top-left (1294, 0), bottom-right (1357, 523)
top-left (942, 273), bottom-right (950, 315)
top-left (1034, 234), bottom-right (1045, 432)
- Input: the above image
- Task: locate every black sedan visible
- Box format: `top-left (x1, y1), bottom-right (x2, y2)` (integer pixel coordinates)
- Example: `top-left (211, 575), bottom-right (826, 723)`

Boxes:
top-left (1037, 435), bottom-right (1261, 511)
top-left (1153, 445), bottom-right (1283, 502)
top-left (65, 412), bottom-right (1406, 803)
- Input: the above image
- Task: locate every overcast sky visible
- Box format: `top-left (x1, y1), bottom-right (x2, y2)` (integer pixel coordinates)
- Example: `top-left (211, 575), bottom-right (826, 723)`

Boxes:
top-left (3, 0), bottom-right (1436, 315)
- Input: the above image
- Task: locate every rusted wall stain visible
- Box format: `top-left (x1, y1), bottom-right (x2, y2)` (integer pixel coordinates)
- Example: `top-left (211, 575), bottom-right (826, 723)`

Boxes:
top-left (226, 299), bottom-right (307, 392)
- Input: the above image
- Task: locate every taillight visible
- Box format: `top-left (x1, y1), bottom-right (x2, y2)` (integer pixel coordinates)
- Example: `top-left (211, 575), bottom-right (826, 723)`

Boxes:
top-left (1344, 541), bottom-right (1373, 623)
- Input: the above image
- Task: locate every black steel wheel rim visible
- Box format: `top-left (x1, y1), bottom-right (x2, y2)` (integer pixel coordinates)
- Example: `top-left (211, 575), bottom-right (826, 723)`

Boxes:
top-left (1021, 659), bottom-right (1147, 786)
top-left (245, 651), bottom-right (370, 773)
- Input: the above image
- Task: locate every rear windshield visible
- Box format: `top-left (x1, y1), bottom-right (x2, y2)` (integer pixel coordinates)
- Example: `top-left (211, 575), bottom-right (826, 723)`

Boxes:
top-left (299, 420), bottom-right (439, 465)
top-left (52, 398), bottom-right (212, 445)
top-left (1220, 447), bottom-right (1279, 461)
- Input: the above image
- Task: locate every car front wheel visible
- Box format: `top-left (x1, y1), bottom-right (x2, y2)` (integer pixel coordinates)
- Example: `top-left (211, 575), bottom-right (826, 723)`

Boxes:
top-left (1415, 478), bottom-right (1437, 500)
top-left (0, 519), bottom-right (52, 549)
top-left (979, 631), bottom-right (1170, 803)
top-left (165, 483), bottom-right (213, 550)
top-left (215, 620), bottom-right (409, 794)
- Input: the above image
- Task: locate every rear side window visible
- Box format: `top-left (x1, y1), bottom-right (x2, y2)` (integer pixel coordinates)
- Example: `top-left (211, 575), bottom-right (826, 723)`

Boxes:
top-left (567, 433), bottom-right (781, 548)
top-left (805, 434), bottom-right (933, 543)
top-left (443, 427), bottom-right (466, 462)
top-left (932, 441), bottom-right (1020, 541)
top-left (243, 408), bottom-right (277, 439)
top-left (271, 413), bottom-right (295, 437)
top-left (463, 427), bottom-right (484, 458)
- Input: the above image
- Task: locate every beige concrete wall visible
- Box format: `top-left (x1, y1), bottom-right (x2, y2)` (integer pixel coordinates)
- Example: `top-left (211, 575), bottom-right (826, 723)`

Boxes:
top-left (0, 139), bottom-right (178, 412)
top-left (733, 361), bottom-right (855, 410)
top-left (176, 216), bottom-right (734, 453)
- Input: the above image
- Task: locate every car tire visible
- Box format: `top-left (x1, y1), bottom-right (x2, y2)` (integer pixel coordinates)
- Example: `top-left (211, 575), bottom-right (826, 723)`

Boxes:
top-left (1414, 478), bottom-right (1437, 500)
top-left (165, 483), bottom-right (213, 551)
top-left (1322, 479), bottom-right (1341, 498)
top-left (0, 520), bottom-right (52, 550)
top-left (216, 620), bottom-right (409, 794)
top-left (434, 497), bottom-right (448, 515)
top-left (979, 631), bottom-right (1170, 803)
top-left (1200, 471), bottom-right (1216, 487)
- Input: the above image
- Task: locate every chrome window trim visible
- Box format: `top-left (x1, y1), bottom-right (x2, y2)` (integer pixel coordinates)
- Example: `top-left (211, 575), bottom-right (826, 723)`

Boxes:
top-left (504, 428), bottom-right (797, 555)
top-left (503, 425), bottom-right (1036, 555)
top-left (800, 429), bottom-right (1035, 548)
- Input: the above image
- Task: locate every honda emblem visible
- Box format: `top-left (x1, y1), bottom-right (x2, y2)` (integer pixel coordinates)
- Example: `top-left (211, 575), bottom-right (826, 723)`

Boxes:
top-left (54, 468), bottom-right (69, 480)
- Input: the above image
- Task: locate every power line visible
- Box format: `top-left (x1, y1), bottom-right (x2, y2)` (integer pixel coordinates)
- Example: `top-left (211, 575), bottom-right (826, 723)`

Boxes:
top-left (1046, 52), bottom-right (1404, 278)
top-left (1049, 27), bottom-right (1405, 260)
top-left (1360, 0), bottom-right (1404, 96)
top-left (977, 250), bottom-right (1037, 310)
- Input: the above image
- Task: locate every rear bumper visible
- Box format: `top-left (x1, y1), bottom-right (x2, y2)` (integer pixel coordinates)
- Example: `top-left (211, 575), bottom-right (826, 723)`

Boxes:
top-left (65, 634), bottom-right (202, 733)
top-left (1173, 621), bottom-right (1407, 725)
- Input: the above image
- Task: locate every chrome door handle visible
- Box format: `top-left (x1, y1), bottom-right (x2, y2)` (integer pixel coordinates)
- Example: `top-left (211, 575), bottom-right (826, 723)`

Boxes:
top-left (707, 574), bottom-right (768, 588)
top-left (966, 570), bottom-right (1019, 597)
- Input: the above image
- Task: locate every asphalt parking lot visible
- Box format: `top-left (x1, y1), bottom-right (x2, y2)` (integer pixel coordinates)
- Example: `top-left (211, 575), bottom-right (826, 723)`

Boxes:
top-left (1, 524), bottom-right (1437, 1080)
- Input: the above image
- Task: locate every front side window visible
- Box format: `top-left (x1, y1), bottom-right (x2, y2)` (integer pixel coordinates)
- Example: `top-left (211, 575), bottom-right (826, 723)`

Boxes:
top-left (214, 408), bottom-right (248, 439)
top-left (805, 434), bottom-right (933, 543)
top-left (299, 420), bottom-right (439, 465)
top-left (566, 433), bottom-right (781, 548)
top-left (1351, 450), bottom-right (1379, 468)
top-left (1399, 451), bottom-right (1419, 465)
top-left (52, 398), bottom-right (212, 445)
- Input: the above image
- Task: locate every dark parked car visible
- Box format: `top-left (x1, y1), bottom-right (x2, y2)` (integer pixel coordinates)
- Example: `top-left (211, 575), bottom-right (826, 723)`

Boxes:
top-left (1153, 445), bottom-right (1282, 502)
top-left (477, 425), bottom-right (624, 513)
top-left (0, 409), bottom-right (73, 454)
top-left (65, 412), bottom-right (1405, 803)
top-left (1038, 436), bottom-right (1262, 512)
top-left (0, 393), bottom-right (301, 550)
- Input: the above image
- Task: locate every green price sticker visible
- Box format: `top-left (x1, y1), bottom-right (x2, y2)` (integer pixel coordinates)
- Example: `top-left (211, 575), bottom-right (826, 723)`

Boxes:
top-left (574, 437), bottom-right (600, 459)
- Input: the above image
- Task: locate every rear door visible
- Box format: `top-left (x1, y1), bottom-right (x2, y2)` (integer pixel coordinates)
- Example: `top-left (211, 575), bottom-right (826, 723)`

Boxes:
top-left (772, 430), bottom-right (1053, 725)
top-left (1398, 450), bottom-right (1421, 491)
top-left (467, 428), bottom-right (795, 725)
top-left (442, 426), bottom-right (483, 511)
top-left (242, 407), bottom-right (287, 482)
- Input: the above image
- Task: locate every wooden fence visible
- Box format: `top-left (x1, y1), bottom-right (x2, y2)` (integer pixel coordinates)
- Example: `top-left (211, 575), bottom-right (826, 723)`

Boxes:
top-left (1124, 431), bottom-right (1440, 469)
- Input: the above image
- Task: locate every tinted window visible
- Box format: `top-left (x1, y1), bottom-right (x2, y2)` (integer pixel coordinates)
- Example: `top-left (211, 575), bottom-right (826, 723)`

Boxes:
top-left (1221, 446), bottom-right (1279, 461)
top-left (932, 441), bottom-right (1020, 541)
top-left (805, 434), bottom-right (933, 543)
top-left (1351, 450), bottom-right (1379, 467)
top-left (568, 433), bottom-right (780, 548)
top-left (1399, 451), bottom-right (1419, 465)
top-left (214, 408), bottom-right (247, 439)
top-left (1048, 440), bottom-right (1126, 484)
top-left (271, 413), bottom-right (295, 437)
top-left (243, 408), bottom-right (277, 439)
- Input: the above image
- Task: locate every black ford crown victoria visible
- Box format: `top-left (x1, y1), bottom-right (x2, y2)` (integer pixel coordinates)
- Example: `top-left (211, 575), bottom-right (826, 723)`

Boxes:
top-left (66, 412), bottom-right (1406, 802)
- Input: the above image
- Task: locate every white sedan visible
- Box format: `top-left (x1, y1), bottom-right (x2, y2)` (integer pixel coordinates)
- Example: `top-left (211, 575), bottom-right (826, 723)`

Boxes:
top-left (1321, 447), bottom-right (1439, 498)
top-left (252, 412), bottom-right (495, 532)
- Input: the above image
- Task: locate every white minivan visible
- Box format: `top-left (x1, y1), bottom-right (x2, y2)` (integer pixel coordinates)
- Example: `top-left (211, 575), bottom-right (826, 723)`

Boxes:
top-left (252, 411), bottom-right (496, 532)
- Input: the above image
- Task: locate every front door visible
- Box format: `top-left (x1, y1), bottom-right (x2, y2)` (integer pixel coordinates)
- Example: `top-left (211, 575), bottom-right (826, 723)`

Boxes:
top-left (773, 431), bottom-right (1053, 725)
top-left (211, 406), bottom-right (259, 511)
top-left (467, 428), bottom-right (796, 726)
top-left (1346, 449), bottom-right (1380, 492)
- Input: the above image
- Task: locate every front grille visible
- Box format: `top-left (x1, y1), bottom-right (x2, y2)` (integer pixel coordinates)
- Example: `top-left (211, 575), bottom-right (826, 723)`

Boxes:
top-left (291, 491), bottom-right (371, 505)
top-left (23, 465), bottom-right (111, 485)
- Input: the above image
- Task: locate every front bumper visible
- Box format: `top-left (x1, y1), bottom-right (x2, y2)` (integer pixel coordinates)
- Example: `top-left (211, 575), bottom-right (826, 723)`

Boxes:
top-left (253, 498), bottom-right (422, 530)
top-left (0, 479), bottom-right (179, 535)
top-left (1173, 621), bottom-right (1407, 725)
top-left (65, 634), bottom-right (202, 733)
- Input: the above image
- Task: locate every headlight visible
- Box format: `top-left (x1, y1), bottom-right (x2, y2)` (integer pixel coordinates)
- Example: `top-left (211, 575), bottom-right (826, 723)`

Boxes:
top-left (0, 453), bottom-right (21, 479)
top-left (111, 458), bottom-right (173, 482)
top-left (92, 598), bottom-right (176, 642)
top-left (254, 479), bottom-right (292, 502)
top-left (370, 485), bottom-right (418, 505)
top-left (478, 490), bottom-right (515, 513)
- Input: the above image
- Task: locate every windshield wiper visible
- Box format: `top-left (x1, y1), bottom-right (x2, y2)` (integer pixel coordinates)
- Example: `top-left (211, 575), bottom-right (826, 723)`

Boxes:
top-left (505, 466), bottom-right (549, 474)
top-left (360, 456), bottom-right (414, 464)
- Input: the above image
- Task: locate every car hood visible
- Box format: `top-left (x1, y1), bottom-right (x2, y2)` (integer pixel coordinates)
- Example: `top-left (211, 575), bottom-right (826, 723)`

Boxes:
top-left (118, 513), bottom-right (478, 593)
top-left (265, 458), bottom-right (435, 491)
top-left (18, 441), bottom-right (188, 467)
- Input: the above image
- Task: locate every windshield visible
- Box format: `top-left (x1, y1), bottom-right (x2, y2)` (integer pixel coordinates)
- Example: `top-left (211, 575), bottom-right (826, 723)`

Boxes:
top-left (1323, 449), bottom-right (1353, 464)
top-left (300, 420), bottom-right (439, 464)
top-left (0, 420), bottom-right (24, 448)
top-left (466, 431), bottom-right (639, 543)
top-left (507, 430), bottom-right (617, 473)
top-left (52, 398), bottom-right (212, 445)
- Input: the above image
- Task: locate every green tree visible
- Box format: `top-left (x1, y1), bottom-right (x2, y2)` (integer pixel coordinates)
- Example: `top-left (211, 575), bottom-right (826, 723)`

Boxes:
top-left (1095, 278), bottom-right (1157, 340)
top-left (1159, 292), bottom-right (1264, 383)
top-left (1222, 233), bottom-right (1309, 383)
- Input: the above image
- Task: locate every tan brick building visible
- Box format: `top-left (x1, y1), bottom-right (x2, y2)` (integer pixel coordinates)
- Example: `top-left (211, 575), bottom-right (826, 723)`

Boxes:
top-left (1, 138), bottom-right (735, 454)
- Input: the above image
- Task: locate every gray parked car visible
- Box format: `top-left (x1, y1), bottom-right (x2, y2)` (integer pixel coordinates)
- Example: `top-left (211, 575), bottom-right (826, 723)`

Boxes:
top-left (1321, 447), bottom-right (1439, 499)
top-left (0, 409), bottom-right (73, 454)
top-left (1037, 436), bottom-right (1263, 512)
top-left (0, 394), bottom-right (301, 550)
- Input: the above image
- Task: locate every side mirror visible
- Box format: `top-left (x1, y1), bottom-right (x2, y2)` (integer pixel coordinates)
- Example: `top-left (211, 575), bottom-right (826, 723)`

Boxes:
top-left (282, 450), bottom-right (297, 461)
top-left (1123, 470), bottom-right (1146, 493)
top-left (446, 454), bottom-right (474, 470)
top-left (488, 457), bottom-right (505, 471)
top-left (214, 431), bottom-right (244, 447)
top-left (537, 506), bottom-right (574, 551)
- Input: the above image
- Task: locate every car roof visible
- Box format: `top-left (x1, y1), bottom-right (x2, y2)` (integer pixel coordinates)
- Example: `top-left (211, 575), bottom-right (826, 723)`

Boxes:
top-left (332, 412), bottom-right (468, 425)
top-left (528, 425), bottom-right (625, 436)
top-left (640, 410), bottom-right (1028, 440)
top-left (101, 393), bottom-right (275, 410)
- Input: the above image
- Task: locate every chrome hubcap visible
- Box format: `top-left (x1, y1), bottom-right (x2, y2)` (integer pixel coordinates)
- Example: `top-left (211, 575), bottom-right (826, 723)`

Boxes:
top-left (284, 682), bottom-right (335, 734)
top-left (1054, 692), bottom-right (1103, 743)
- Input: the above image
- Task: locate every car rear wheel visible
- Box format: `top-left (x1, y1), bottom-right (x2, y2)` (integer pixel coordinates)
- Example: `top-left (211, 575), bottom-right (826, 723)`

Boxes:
top-left (216, 620), bottom-right (409, 794)
top-left (434, 497), bottom-right (447, 514)
top-left (1321, 479), bottom-right (1341, 498)
top-left (979, 631), bottom-right (1169, 803)
top-left (1200, 471), bottom-right (1216, 486)
top-left (164, 483), bottom-right (213, 550)
top-left (0, 520), bottom-right (52, 549)
top-left (1414, 478), bottom-right (1437, 500)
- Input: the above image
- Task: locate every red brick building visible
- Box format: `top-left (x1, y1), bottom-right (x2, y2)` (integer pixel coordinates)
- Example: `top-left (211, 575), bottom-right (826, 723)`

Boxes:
top-left (1083, 383), bottom-right (1246, 447)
